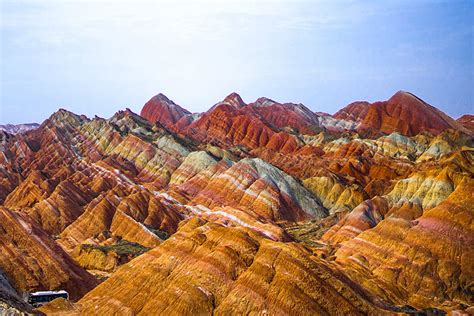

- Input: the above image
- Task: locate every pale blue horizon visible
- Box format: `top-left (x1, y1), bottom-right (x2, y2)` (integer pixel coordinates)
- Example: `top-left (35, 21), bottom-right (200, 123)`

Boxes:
top-left (1, 0), bottom-right (473, 124)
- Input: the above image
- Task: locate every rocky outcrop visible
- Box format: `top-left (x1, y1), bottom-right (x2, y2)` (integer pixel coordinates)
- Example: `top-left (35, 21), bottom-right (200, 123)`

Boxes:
top-left (247, 96), bottom-right (321, 131)
top-left (322, 150), bottom-right (472, 244)
top-left (457, 114), bottom-right (474, 132)
top-left (332, 178), bottom-right (474, 310)
top-left (0, 207), bottom-right (98, 300)
top-left (320, 150), bottom-right (474, 311)
top-left (321, 196), bottom-right (389, 244)
top-left (303, 173), bottom-right (368, 213)
top-left (0, 271), bottom-right (35, 315)
top-left (139, 93), bottom-right (191, 128)
top-left (169, 151), bottom-right (218, 185)
top-left (54, 219), bottom-right (389, 315)
top-left (188, 158), bottom-right (328, 222)
top-left (333, 101), bottom-right (370, 122)
top-left (335, 91), bottom-right (470, 136)
top-left (183, 99), bottom-right (301, 152)
top-left (74, 239), bottom-right (151, 272)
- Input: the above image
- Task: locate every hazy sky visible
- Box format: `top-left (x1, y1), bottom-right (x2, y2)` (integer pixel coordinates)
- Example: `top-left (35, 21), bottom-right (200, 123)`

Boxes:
top-left (1, 0), bottom-right (473, 124)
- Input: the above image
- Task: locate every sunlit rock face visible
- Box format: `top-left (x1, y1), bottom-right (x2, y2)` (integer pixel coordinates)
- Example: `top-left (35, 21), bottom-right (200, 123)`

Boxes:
top-left (303, 173), bottom-right (368, 214)
top-left (321, 150), bottom-right (474, 310)
top-left (457, 114), bottom-right (474, 132)
top-left (181, 100), bottom-right (302, 153)
top-left (335, 91), bottom-right (471, 136)
top-left (45, 219), bottom-right (386, 315)
top-left (187, 157), bottom-right (327, 221)
top-left (1, 91), bottom-right (473, 314)
top-left (140, 93), bottom-right (191, 129)
top-left (330, 178), bottom-right (474, 310)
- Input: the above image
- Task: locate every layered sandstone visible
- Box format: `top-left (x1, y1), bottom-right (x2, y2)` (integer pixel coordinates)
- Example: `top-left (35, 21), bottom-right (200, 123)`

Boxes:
top-left (332, 178), bottom-right (474, 310)
top-left (0, 207), bottom-right (98, 300)
top-left (0, 91), bottom-right (471, 314)
top-left (50, 219), bottom-right (388, 315)
top-left (320, 150), bottom-right (474, 311)
top-left (457, 114), bottom-right (474, 132)
top-left (335, 91), bottom-right (470, 136)
top-left (139, 93), bottom-right (191, 129)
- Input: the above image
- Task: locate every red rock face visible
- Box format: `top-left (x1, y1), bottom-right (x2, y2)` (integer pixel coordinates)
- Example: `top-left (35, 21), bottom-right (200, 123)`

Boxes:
top-left (247, 97), bottom-right (320, 131)
top-left (335, 91), bottom-right (470, 136)
top-left (457, 114), bottom-right (474, 132)
top-left (180, 94), bottom-right (303, 153)
top-left (140, 93), bottom-right (191, 128)
top-left (139, 93), bottom-right (324, 154)
top-left (330, 176), bottom-right (474, 310)
top-left (334, 101), bottom-right (370, 121)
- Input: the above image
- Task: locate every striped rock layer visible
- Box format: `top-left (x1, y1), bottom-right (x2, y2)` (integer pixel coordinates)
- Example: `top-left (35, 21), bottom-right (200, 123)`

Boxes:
top-left (0, 90), bottom-right (472, 314)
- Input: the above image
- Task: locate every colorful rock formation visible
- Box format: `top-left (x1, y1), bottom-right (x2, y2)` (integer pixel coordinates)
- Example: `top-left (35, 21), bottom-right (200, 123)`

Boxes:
top-left (334, 91), bottom-right (470, 136)
top-left (50, 219), bottom-right (388, 315)
top-left (0, 90), bottom-right (472, 314)
top-left (139, 93), bottom-right (191, 129)
top-left (0, 207), bottom-right (98, 300)
top-left (457, 114), bottom-right (474, 132)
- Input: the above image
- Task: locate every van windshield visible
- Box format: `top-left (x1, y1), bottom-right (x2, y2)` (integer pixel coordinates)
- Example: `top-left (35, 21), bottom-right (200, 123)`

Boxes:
top-left (29, 293), bottom-right (68, 303)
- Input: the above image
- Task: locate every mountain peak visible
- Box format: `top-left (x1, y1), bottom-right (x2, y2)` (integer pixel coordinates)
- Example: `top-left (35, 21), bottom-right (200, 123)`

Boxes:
top-left (151, 93), bottom-right (174, 104)
top-left (255, 97), bottom-right (277, 107)
top-left (111, 108), bottom-right (145, 122)
top-left (393, 90), bottom-right (413, 97)
top-left (223, 92), bottom-right (246, 108)
top-left (456, 114), bottom-right (474, 132)
top-left (47, 108), bottom-right (86, 128)
top-left (388, 90), bottom-right (427, 107)
top-left (140, 93), bottom-right (191, 127)
top-left (335, 90), bottom-right (469, 136)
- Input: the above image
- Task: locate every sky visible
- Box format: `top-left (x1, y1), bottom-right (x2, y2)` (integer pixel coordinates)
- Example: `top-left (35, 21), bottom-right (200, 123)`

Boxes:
top-left (0, 0), bottom-right (473, 124)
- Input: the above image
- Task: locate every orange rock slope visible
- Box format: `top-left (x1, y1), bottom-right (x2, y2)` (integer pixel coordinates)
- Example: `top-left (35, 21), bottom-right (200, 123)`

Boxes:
top-left (0, 90), bottom-right (473, 314)
top-left (321, 150), bottom-right (474, 310)
top-left (40, 219), bottom-right (389, 315)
